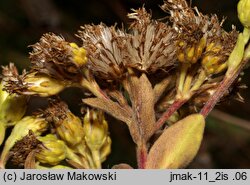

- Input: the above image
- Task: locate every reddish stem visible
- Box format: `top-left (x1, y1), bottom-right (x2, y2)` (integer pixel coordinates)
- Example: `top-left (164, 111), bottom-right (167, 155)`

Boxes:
top-left (200, 77), bottom-right (231, 117)
top-left (200, 57), bottom-right (249, 117)
top-left (155, 99), bottom-right (187, 131)
top-left (137, 143), bottom-right (148, 169)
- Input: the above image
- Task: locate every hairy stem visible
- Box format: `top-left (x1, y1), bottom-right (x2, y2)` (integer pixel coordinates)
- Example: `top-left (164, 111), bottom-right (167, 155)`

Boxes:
top-left (80, 78), bottom-right (109, 100)
top-left (200, 54), bottom-right (250, 117)
top-left (137, 142), bottom-right (148, 169)
top-left (155, 99), bottom-right (187, 131)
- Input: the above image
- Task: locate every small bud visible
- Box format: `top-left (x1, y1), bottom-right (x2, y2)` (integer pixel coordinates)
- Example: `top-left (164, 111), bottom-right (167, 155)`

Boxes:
top-left (36, 134), bottom-right (67, 165)
top-left (0, 116), bottom-right (48, 167)
top-left (56, 112), bottom-right (84, 146)
top-left (83, 109), bottom-right (109, 151)
top-left (70, 43), bottom-right (88, 66)
top-left (45, 100), bottom-right (84, 146)
top-left (24, 73), bottom-right (66, 97)
top-left (238, 0), bottom-right (250, 29)
top-left (201, 43), bottom-right (227, 74)
top-left (83, 110), bottom-right (109, 169)
top-left (177, 36), bottom-right (206, 64)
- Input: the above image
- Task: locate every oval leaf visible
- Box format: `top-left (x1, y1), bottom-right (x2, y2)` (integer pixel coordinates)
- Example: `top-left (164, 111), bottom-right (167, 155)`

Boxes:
top-left (146, 114), bottom-right (205, 169)
top-left (112, 163), bottom-right (133, 169)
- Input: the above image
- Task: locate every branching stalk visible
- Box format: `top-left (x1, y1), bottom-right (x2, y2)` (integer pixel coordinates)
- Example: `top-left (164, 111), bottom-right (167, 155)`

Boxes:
top-left (200, 58), bottom-right (249, 117)
top-left (155, 99), bottom-right (187, 131)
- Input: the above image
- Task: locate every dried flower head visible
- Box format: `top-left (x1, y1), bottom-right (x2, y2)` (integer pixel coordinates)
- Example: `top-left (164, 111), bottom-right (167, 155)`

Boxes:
top-left (9, 131), bottom-right (41, 168)
top-left (2, 64), bottom-right (66, 97)
top-left (162, 0), bottom-right (209, 35)
top-left (30, 33), bottom-right (87, 82)
top-left (78, 7), bottom-right (177, 80)
top-left (125, 8), bottom-right (177, 72)
top-left (162, 0), bottom-right (238, 66)
top-left (78, 24), bottom-right (127, 80)
top-left (0, 115), bottom-right (48, 168)
top-left (1, 63), bottom-right (24, 94)
top-left (202, 29), bottom-right (238, 74)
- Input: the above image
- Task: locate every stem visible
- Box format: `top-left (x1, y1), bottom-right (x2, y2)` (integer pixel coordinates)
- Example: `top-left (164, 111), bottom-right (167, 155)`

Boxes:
top-left (66, 147), bottom-right (89, 168)
top-left (190, 69), bottom-right (207, 92)
top-left (155, 99), bottom-right (187, 131)
top-left (183, 73), bottom-right (193, 94)
top-left (74, 142), bottom-right (94, 168)
top-left (91, 150), bottom-right (101, 169)
top-left (156, 67), bottom-right (208, 131)
top-left (200, 55), bottom-right (250, 117)
top-left (80, 78), bottom-right (109, 100)
top-left (200, 73), bottom-right (237, 118)
top-left (178, 64), bottom-right (189, 93)
top-left (0, 160), bottom-right (4, 169)
top-left (227, 28), bottom-right (250, 74)
top-left (137, 142), bottom-right (148, 169)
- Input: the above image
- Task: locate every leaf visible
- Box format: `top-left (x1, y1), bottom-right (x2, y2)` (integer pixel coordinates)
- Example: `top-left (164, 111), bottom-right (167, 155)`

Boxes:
top-left (146, 114), bottom-right (205, 169)
top-left (126, 74), bottom-right (156, 141)
top-left (153, 76), bottom-right (172, 103)
top-left (83, 97), bottom-right (140, 143)
top-left (83, 97), bottom-right (132, 125)
top-left (107, 90), bottom-right (128, 106)
top-left (112, 163), bottom-right (134, 169)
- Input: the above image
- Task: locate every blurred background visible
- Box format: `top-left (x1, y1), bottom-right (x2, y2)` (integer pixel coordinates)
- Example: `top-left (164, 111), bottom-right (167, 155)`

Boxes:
top-left (0, 0), bottom-right (249, 168)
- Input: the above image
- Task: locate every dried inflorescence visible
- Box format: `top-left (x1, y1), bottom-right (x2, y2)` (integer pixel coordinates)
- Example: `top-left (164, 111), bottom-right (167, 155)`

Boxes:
top-left (78, 24), bottom-right (127, 80)
top-left (43, 98), bottom-right (69, 125)
top-left (2, 33), bottom-right (88, 97)
top-left (78, 7), bottom-right (177, 80)
top-left (125, 8), bottom-right (177, 73)
top-left (1, 63), bottom-right (27, 95)
top-left (30, 33), bottom-right (87, 82)
top-left (2, 64), bottom-right (66, 97)
top-left (162, 0), bottom-right (238, 72)
top-left (9, 131), bottom-right (41, 168)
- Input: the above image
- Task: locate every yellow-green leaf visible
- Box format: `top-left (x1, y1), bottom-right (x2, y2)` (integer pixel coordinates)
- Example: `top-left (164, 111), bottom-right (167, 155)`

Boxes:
top-left (0, 121), bottom-right (6, 146)
top-left (146, 114), bottom-right (205, 169)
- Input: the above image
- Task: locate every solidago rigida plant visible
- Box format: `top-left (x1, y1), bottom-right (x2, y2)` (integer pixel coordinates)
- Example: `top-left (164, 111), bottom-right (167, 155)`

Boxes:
top-left (0, 0), bottom-right (250, 169)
